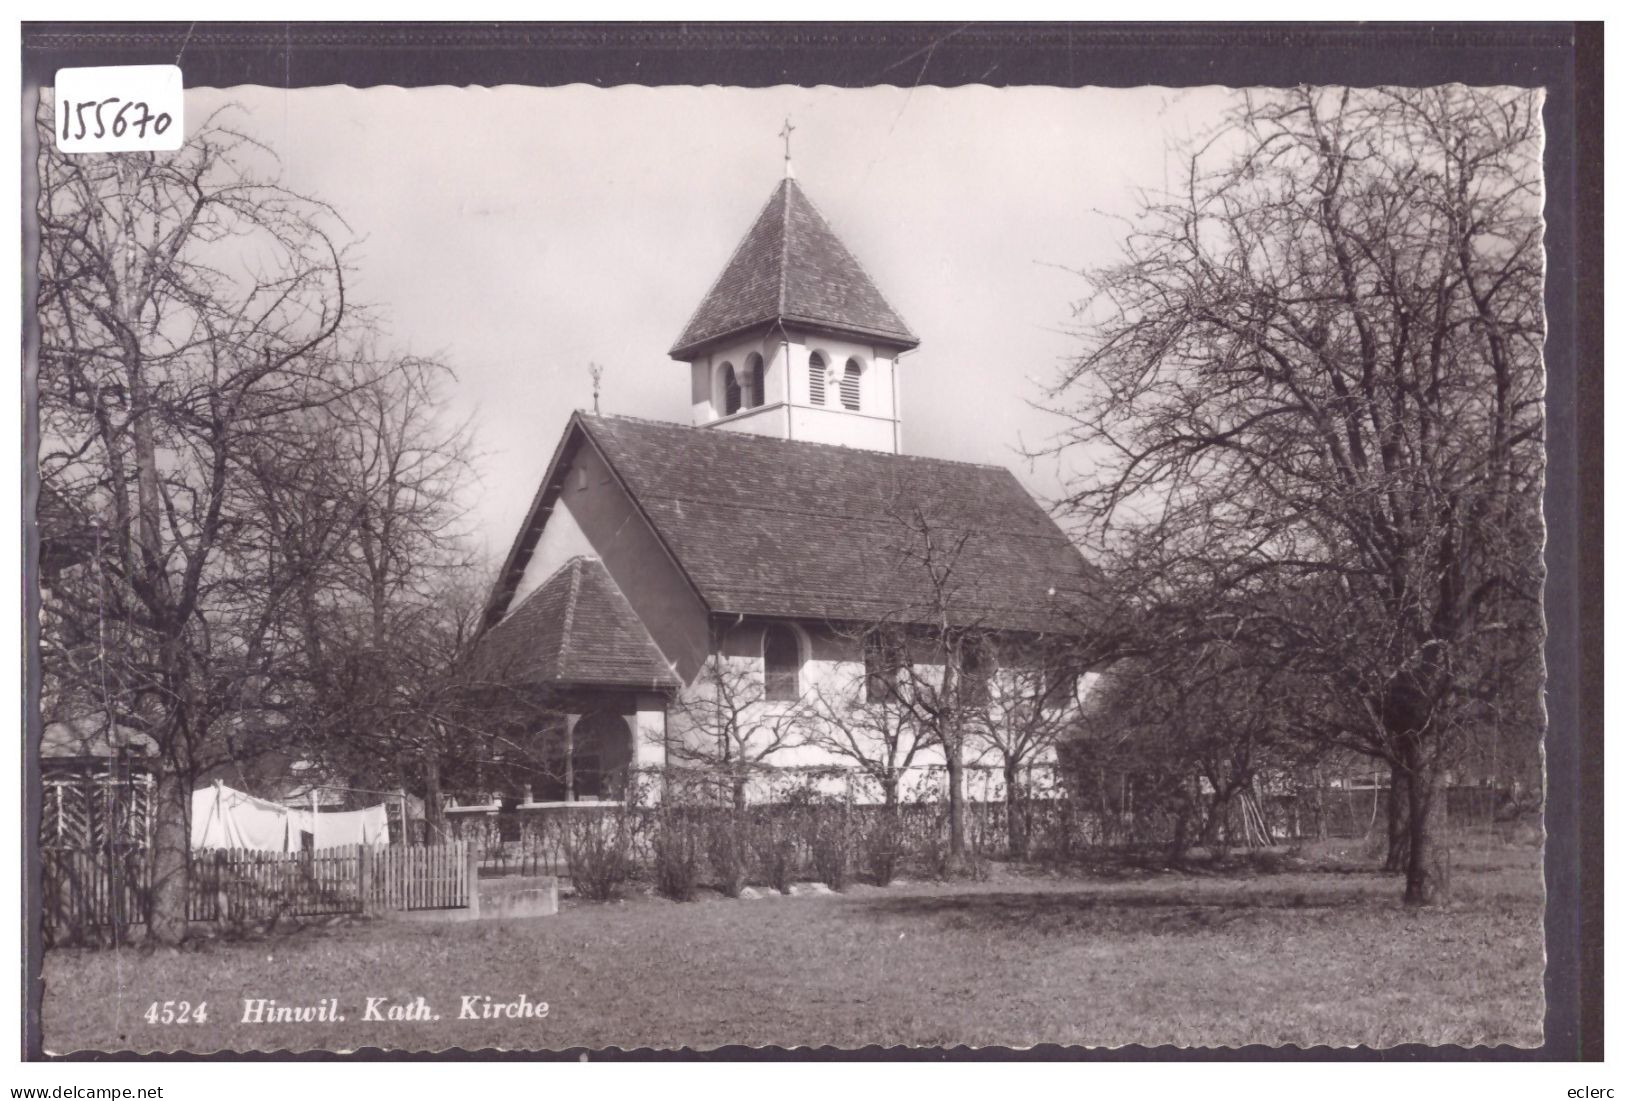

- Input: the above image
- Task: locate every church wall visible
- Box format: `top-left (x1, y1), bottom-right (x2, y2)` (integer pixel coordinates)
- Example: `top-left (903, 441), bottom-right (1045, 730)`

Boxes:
top-left (508, 496), bottom-right (595, 609)
top-left (787, 405), bottom-right (896, 451)
top-left (634, 694), bottom-right (668, 772)
top-left (507, 435), bottom-right (712, 684)
top-left (683, 327), bottom-right (903, 453)
top-left (711, 403), bottom-right (791, 441)
top-left (667, 621), bottom-right (1071, 792)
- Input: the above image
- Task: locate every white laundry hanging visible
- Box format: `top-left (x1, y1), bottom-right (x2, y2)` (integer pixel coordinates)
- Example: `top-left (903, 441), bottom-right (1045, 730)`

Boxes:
top-left (309, 803), bottom-right (390, 848)
top-left (190, 781), bottom-right (292, 852)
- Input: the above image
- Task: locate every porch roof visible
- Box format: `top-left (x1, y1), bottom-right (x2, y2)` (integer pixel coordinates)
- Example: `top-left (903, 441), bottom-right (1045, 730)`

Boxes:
top-left (469, 556), bottom-right (680, 691)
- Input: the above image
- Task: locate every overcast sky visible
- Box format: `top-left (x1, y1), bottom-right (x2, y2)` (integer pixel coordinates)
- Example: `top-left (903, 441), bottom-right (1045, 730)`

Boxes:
top-left (185, 83), bottom-right (1236, 562)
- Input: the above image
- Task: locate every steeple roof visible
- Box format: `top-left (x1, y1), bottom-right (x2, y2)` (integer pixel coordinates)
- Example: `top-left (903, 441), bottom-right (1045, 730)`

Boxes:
top-left (669, 178), bottom-right (919, 359)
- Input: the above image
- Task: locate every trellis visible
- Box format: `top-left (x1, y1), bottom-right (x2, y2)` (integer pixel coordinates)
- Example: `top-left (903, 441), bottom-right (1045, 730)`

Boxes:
top-left (41, 770), bottom-right (153, 850)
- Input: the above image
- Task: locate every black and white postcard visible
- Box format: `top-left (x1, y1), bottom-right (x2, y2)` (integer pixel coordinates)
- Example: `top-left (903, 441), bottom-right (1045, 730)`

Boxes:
top-left (19, 22), bottom-right (1598, 1063)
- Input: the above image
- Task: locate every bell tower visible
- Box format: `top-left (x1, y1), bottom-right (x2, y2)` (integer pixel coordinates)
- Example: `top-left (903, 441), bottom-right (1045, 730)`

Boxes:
top-left (668, 154), bottom-right (919, 454)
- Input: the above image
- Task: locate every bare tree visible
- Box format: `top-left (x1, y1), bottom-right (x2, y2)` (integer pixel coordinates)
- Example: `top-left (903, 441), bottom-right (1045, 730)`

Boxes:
top-left (1040, 86), bottom-right (1545, 903)
top-left (802, 627), bottom-right (930, 808)
top-left (396, 566), bottom-right (573, 840)
top-left (1066, 636), bottom-right (1326, 862)
top-left (665, 648), bottom-right (812, 809)
top-left (248, 346), bottom-right (477, 817)
top-left (964, 636), bottom-right (1079, 858)
top-left (865, 498), bottom-right (989, 862)
top-left (36, 106), bottom-right (360, 941)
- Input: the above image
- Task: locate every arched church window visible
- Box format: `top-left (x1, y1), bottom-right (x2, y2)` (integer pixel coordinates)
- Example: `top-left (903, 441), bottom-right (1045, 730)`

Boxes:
top-left (958, 641), bottom-right (990, 708)
top-left (763, 624), bottom-right (802, 702)
top-left (841, 358), bottom-right (862, 411)
top-left (744, 353), bottom-right (765, 409)
top-left (808, 352), bottom-right (827, 405)
top-left (721, 362), bottom-right (741, 416)
top-left (864, 631), bottom-right (905, 705)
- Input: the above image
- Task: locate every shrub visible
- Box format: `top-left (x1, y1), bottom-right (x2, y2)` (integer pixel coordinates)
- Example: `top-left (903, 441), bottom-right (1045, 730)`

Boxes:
top-left (861, 810), bottom-right (903, 886)
top-left (653, 807), bottom-right (704, 902)
top-left (906, 801), bottom-right (954, 879)
top-left (706, 810), bottom-right (753, 898)
top-left (1030, 798), bottom-right (1082, 867)
top-left (562, 808), bottom-right (635, 901)
top-left (963, 840), bottom-right (993, 881)
top-left (808, 805), bottom-right (853, 891)
top-left (753, 811), bottom-right (800, 894)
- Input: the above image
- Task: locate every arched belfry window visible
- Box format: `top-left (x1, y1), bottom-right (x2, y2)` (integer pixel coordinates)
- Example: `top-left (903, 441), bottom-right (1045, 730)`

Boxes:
top-left (763, 624), bottom-right (802, 702)
top-left (744, 353), bottom-right (765, 409)
top-left (808, 352), bottom-right (827, 406)
top-left (841, 358), bottom-right (863, 411)
top-left (721, 362), bottom-right (741, 416)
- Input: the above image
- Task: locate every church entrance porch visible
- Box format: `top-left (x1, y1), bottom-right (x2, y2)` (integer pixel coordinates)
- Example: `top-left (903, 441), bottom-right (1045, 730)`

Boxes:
top-left (443, 689), bottom-right (669, 841)
top-left (530, 707), bottom-right (635, 805)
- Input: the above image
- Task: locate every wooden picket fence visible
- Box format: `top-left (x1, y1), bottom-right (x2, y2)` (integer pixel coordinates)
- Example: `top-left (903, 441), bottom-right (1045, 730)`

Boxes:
top-left (41, 847), bottom-right (147, 942)
top-left (42, 841), bottom-right (473, 946)
top-left (189, 845), bottom-right (368, 924)
top-left (371, 841), bottom-right (471, 911)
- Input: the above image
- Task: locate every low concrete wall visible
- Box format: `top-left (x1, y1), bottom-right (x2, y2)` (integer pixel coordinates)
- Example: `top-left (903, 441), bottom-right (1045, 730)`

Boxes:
top-left (477, 875), bottom-right (560, 920)
top-left (378, 875), bottom-right (559, 923)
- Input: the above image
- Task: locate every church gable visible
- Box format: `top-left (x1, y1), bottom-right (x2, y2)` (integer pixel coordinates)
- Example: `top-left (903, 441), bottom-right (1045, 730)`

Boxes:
top-left (483, 419), bottom-right (713, 681)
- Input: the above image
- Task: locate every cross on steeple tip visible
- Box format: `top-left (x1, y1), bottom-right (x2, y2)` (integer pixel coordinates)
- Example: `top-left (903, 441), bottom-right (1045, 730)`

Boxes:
top-left (779, 116), bottom-right (796, 180)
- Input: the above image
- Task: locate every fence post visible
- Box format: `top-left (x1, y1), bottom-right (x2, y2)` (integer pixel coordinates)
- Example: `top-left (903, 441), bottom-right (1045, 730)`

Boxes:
top-left (465, 842), bottom-right (480, 919)
top-left (358, 845), bottom-right (373, 916)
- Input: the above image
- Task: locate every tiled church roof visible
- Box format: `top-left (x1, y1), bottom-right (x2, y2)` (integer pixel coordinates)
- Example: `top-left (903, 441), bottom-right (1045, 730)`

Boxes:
top-left (669, 178), bottom-right (919, 359)
top-left (487, 414), bottom-right (1098, 638)
top-left (472, 556), bottom-right (679, 689)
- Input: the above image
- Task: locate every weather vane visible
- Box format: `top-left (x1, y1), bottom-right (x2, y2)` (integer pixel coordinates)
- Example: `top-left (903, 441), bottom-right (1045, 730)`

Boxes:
top-left (780, 116), bottom-right (796, 177)
top-left (589, 361), bottom-right (604, 414)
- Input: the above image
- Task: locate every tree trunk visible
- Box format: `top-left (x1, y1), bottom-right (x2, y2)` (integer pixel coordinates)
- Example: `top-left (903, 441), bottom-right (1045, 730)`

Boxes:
top-left (881, 773), bottom-right (899, 809)
top-left (1097, 766), bottom-right (1114, 847)
top-left (1167, 796), bottom-right (1192, 865)
top-left (1200, 784), bottom-right (1232, 855)
top-left (423, 753), bottom-right (445, 844)
top-left (1403, 750), bottom-right (1440, 906)
top-left (944, 736), bottom-right (966, 858)
top-left (1384, 762), bottom-right (1411, 873)
top-left (1004, 762), bottom-right (1027, 859)
top-left (146, 768), bottom-right (190, 945)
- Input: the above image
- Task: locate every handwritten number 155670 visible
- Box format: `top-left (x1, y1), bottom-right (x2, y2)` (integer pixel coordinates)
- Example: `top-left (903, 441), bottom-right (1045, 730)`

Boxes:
top-left (61, 97), bottom-right (173, 142)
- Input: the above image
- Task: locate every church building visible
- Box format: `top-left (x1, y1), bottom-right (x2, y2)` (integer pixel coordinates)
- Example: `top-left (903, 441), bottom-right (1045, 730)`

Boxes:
top-left (467, 161), bottom-right (1096, 807)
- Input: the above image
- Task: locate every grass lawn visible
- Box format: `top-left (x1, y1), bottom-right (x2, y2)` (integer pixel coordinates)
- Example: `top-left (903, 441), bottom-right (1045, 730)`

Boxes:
top-left (42, 836), bottom-right (1544, 1053)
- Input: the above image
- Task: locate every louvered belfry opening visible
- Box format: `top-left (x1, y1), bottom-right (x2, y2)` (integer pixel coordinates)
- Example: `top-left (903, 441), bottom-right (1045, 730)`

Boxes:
top-left (745, 353), bottom-right (765, 408)
top-left (808, 352), bottom-right (827, 405)
top-left (722, 363), bottom-right (742, 415)
top-left (840, 358), bottom-right (862, 410)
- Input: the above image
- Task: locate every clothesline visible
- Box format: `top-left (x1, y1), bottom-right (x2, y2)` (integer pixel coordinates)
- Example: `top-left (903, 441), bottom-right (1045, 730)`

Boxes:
top-left (281, 783), bottom-right (421, 800)
top-left (191, 781), bottom-right (392, 853)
